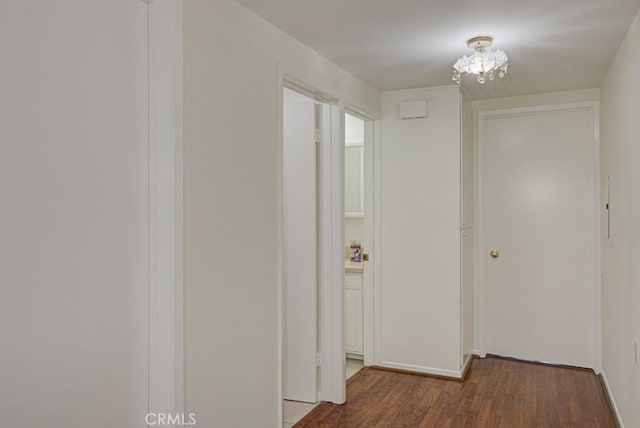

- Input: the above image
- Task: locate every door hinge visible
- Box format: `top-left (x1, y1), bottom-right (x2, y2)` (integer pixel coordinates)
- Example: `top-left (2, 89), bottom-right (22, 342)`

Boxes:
top-left (315, 129), bottom-right (321, 143)
top-left (316, 353), bottom-right (322, 367)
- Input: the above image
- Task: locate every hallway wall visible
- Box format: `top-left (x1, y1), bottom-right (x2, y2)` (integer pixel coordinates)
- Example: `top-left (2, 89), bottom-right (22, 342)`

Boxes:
top-left (0, 1), bottom-right (150, 426)
top-left (600, 8), bottom-right (640, 427)
top-left (378, 86), bottom-right (463, 375)
top-left (183, 0), bottom-right (380, 426)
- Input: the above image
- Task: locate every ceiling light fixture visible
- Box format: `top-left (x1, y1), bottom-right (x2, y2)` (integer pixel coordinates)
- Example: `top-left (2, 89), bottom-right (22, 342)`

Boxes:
top-left (452, 36), bottom-right (508, 85)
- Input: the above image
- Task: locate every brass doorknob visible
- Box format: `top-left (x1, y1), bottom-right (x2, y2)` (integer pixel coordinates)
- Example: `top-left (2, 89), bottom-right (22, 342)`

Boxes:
top-left (490, 249), bottom-right (500, 259)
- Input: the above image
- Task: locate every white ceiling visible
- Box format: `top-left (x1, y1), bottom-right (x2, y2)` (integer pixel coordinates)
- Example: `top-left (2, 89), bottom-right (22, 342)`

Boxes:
top-left (236, 0), bottom-right (640, 99)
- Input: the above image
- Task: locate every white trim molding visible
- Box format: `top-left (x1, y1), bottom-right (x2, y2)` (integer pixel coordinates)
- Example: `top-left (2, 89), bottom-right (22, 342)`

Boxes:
top-left (328, 100), bottom-right (347, 404)
top-left (460, 353), bottom-right (474, 379)
top-left (275, 66), bottom-right (285, 428)
top-left (476, 102), bottom-right (601, 370)
top-left (360, 115), bottom-right (376, 368)
top-left (372, 119), bottom-right (383, 369)
top-left (600, 371), bottom-right (625, 427)
top-left (379, 361), bottom-right (465, 379)
top-left (591, 102), bottom-right (602, 375)
top-left (147, 0), bottom-right (184, 425)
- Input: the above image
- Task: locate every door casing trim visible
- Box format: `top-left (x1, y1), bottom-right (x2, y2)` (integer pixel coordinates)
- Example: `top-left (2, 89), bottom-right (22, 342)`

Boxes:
top-left (147, 0), bottom-right (184, 425)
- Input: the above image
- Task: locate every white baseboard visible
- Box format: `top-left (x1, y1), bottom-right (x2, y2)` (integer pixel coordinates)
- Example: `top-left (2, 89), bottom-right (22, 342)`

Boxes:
top-left (471, 348), bottom-right (481, 356)
top-left (380, 361), bottom-right (462, 379)
top-left (600, 370), bottom-right (624, 428)
top-left (461, 353), bottom-right (474, 378)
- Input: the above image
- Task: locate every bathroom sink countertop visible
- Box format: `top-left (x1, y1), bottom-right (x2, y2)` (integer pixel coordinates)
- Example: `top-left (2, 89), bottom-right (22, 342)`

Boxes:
top-left (345, 261), bottom-right (364, 273)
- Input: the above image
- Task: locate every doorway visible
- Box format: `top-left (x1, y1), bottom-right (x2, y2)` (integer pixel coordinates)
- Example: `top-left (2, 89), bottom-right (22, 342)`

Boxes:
top-left (279, 74), bottom-right (373, 427)
top-left (280, 81), bottom-right (342, 426)
top-left (344, 110), bottom-right (375, 381)
top-left (344, 112), bottom-right (365, 379)
top-left (478, 103), bottom-right (600, 369)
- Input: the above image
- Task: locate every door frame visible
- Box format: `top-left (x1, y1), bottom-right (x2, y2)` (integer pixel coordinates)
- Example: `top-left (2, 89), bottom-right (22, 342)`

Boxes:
top-left (476, 101), bottom-right (601, 372)
top-left (277, 67), bottom-right (346, 412)
top-left (147, 0), bottom-right (184, 424)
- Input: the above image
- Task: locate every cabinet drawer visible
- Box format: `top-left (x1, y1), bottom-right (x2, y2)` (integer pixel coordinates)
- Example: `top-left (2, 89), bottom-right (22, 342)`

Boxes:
top-left (345, 273), bottom-right (363, 290)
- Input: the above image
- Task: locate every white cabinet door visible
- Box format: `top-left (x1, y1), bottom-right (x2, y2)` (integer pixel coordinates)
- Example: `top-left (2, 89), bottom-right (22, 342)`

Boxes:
top-left (345, 289), bottom-right (363, 354)
top-left (345, 273), bottom-right (363, 354)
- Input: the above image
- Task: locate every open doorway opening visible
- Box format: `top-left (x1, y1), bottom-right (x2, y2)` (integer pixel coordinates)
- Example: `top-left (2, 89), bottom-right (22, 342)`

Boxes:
top-left (344, 111), bottom-right (374, 382)
top-left (344, 112), bottom-right (365, 379)
top-left (279, 74), bottom-right (359, 426)
top-left (281, 83), bottom-right (336, 426)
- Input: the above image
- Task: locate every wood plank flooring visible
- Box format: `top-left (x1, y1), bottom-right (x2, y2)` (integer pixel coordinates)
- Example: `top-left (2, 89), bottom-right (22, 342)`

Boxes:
top-left (295, 356), bottom-right (615, 427)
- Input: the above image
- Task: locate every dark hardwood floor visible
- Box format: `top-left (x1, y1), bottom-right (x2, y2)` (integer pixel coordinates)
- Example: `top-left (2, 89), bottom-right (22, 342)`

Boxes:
top-left (295, 356), bottom-right (615, 427)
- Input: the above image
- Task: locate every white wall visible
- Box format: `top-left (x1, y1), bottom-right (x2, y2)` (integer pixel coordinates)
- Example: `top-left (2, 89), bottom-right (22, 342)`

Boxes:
top-left (378, 86), bottom-right (462, 375)
top-left (0, 1), bottom-right (149, 427)
top-left (600, 9), bottom-right (640, 427)
top-left (183, 0), bottom-right (380, 426)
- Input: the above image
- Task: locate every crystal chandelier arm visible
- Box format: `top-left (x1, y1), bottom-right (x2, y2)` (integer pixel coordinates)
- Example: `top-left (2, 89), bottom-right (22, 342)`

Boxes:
top-left (451, 36), bottom-right (509, 85)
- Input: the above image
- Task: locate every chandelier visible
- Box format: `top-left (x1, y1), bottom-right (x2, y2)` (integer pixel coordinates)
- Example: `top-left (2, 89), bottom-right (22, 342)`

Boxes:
top-left (452, 36), bottom-right (508, 84)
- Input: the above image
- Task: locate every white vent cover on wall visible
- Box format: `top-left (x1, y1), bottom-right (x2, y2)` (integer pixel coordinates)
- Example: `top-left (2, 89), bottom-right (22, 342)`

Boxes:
top-left (397, 100), bottom-right (428, 119)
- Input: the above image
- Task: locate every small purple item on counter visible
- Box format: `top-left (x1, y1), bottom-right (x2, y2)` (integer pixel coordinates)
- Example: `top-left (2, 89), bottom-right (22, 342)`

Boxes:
top-left (353, 244), bottom-right (361, 262)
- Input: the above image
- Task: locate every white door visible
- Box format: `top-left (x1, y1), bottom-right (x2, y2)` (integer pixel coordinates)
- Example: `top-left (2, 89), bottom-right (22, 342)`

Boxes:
top-left (484, 107), bottom-right (596, 368)
top-left (283, 88), bottom-right (317, 403)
